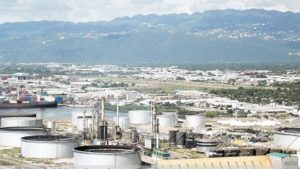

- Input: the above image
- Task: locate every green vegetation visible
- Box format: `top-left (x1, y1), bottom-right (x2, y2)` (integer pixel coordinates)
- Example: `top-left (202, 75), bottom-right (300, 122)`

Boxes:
top-left (101, 82), bottom-right (128, 88)
top-left (229, 128), bottom-right (261, 134)
top-left (105, 103), bottom-right (149, 113)
top-left (210, 82), bottom-right (300, 106)
top-left (0, 65), bottom-right (52, 74)
top-left (156, 103), bottom-right (179, 112)
top-left (205, 111), bottom-right (221, 118)
top-left (236, 111), bottom-right (248, 118)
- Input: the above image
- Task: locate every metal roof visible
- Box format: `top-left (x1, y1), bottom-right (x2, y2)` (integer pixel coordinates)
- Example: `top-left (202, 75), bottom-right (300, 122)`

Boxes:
top-left (268, 153), bottom-right (289, 158)
top-left (155, 156), bottom-right (273, 169)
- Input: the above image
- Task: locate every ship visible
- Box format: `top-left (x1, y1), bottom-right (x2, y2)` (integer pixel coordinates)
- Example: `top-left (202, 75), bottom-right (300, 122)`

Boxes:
top-left (0, 88), bottom-right (60, 109)
top-left (0, 101), bottom-right (58, 109)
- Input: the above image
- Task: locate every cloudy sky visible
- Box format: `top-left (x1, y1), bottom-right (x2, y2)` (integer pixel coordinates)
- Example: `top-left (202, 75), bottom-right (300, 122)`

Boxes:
top-left (0, 0), bottom-right (299, 23)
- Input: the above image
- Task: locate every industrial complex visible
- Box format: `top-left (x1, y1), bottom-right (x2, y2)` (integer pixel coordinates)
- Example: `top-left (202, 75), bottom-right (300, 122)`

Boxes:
top-left (0, 64), bottom-right (299, 169)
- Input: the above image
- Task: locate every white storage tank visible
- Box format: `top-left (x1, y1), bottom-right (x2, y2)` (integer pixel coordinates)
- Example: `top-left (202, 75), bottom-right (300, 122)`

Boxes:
top-left (185, 114), bottom-right (205, 130)
top-left (162, 112), bottom-right (178, 125)
top-left (0, 117), bottom-right (43, 128)
top-left (71, 111), bottom-right (93, 126)
top-left (196, 139), bottom-right (219, 153)
top-left (0, 113), bottom-right (37, 126)
top-left (157, 115), bottom-right (175, 128)
top-left (0, 113), bottom-right (36, 118)
top-left (274, 128), bottom-right (300, 149)
top-left (0, 127), bottom-right (48, 147)
top-left (73, 145), bottom-right (141, 169)
top-left (21, 135), bottom-right (79, 158)
top-left (114, 117), bottom-right (130, 130)
top-left (128, 110), bottom-right (151, 125)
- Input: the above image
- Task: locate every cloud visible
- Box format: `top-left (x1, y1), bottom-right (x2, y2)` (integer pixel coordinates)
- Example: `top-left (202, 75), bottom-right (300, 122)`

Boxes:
top-left (0, 0), bottom-right (299, 23)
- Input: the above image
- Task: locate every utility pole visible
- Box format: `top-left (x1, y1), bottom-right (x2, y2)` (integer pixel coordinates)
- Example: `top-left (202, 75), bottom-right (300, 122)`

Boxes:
top-left (151, 101), bottom-right (160, 149)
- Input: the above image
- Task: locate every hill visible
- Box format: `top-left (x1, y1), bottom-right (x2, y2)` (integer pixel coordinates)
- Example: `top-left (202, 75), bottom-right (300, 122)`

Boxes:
top-left (0, 9), bottom-right (300, 64)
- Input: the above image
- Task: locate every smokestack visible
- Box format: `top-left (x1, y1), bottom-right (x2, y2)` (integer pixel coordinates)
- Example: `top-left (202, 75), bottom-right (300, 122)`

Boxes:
top-left (116, 97), bottom-right (119, 126)
top-left (151, 101), bottom-right (157, 133)
top-left (101, 97), bottom-right (105, 121)
top-left (91, 110), bottom-right (95, 140)
top-left (95, 103), bottom-right (100, 139)
top-left (156, 119), bottom-right (160, 149)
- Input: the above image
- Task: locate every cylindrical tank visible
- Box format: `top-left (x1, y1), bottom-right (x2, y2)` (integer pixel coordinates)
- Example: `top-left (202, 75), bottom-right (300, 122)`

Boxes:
top-left (169, 130), bottom-right (177, 146)
top-left (0, 113), bottom-right (37, 126)
top-left (176, 131), bottom-right (186, 147)
top-left (131, 129), bottom-right (139, 143)
top-left (71, 111), bottom-right (93, 126)
top-left (157, 115), bottom-right (175, 129)
top-left (274, 128), bottom-right (300, 149)
top-left (255, 147), bottom-right (270, 155)
top-left (0, 117), bottom-right (43, 128)
top-left (73, 145), bottom-right (141, 169)
top-left (46, 121), bottom-right (56, 131)
top-left (196, 139), bottom-right (218, 153)
top-left (185, 114), bottom-right (205, 130)
top-left (239, 147), bottom-right (256, 156)
top-left (128, 110), bottom-right (151, 125)
top-left (185, 138), bottom-right (195, 149)
top-left (222, 147), bottom-right (240, 157)
top-left (162, 112), bottom-right (178, 125)
top-left (0, 127), bottom-right (48, 147)
top-left (114, 117), bottom-right (130, 130)
top-left (99, 121), bottom-right (108, 140)
top-left (21, 135), bottom-right (79, 158)
top-left (0, 113), bottom-right (36, 118)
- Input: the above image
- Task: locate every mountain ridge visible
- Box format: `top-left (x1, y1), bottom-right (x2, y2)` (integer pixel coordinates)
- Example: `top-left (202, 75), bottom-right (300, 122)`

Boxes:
top-left (0, 9), bottom-right (300, 64)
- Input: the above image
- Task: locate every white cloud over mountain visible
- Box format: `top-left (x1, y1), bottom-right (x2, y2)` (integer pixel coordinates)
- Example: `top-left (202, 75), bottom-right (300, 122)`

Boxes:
top-left (0, 0), bottom-right (299, 23)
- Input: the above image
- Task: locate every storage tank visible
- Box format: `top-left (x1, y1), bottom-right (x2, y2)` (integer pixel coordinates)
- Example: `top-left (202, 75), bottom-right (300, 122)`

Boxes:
top-left (46, 121), bottom-right (56, 131)
top-left (274, 128), bottom-right (300, 149)
top-left (73, 145), bottom-right (141, 169)
top-left (185, 138), bottom-right (196, 149)
top-left (128, 110), bottom-right (151, 125)
top-left (0, 113), bottom-right (37, 126)
top-left (239, 147), bottom-right (256, 156)
top-left (0, 117), bottom-right (43, 128)
top-left (157, 115), bottom-right (175, 129)
top-left (21, 135), bottom-right (79, 158)
top-left (0, 127), bottom-right (48, 147)
top-left (176, 131), bottom-right (186, 147)
top-left (162, 112), bottom-right (178, 125)
top-left (222, 147), bottom-right (240, 157)
top-left (114, 117), bottom-right (130, 130)
top-left (131, 128), bottom-right (139, 143)
top-left (196, 139), bottom-right (219, 153)
top-left (0, 113), bottom-right (36, 118)
top-left (185, 114), bottom-right (205, 130)
top-left (169, 130), bottom-right (177, 146)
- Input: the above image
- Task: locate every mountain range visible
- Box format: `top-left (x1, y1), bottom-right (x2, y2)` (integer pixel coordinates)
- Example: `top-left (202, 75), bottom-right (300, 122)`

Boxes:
top-left (0, 9), bottom-right (300, 64)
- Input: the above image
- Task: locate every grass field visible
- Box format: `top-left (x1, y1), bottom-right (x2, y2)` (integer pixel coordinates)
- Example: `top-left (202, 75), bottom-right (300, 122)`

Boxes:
top-left (93, 76), bottom-right (274, 94)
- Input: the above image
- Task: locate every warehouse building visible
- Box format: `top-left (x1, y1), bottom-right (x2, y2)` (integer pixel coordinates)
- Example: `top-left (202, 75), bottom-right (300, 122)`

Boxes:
top-left (155, 153), bottom-right (298, 169)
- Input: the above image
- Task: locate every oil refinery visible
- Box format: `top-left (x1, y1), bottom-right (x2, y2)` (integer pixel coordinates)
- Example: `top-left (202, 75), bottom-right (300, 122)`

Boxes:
top-left (0, 90), bottom-right (299, 168)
